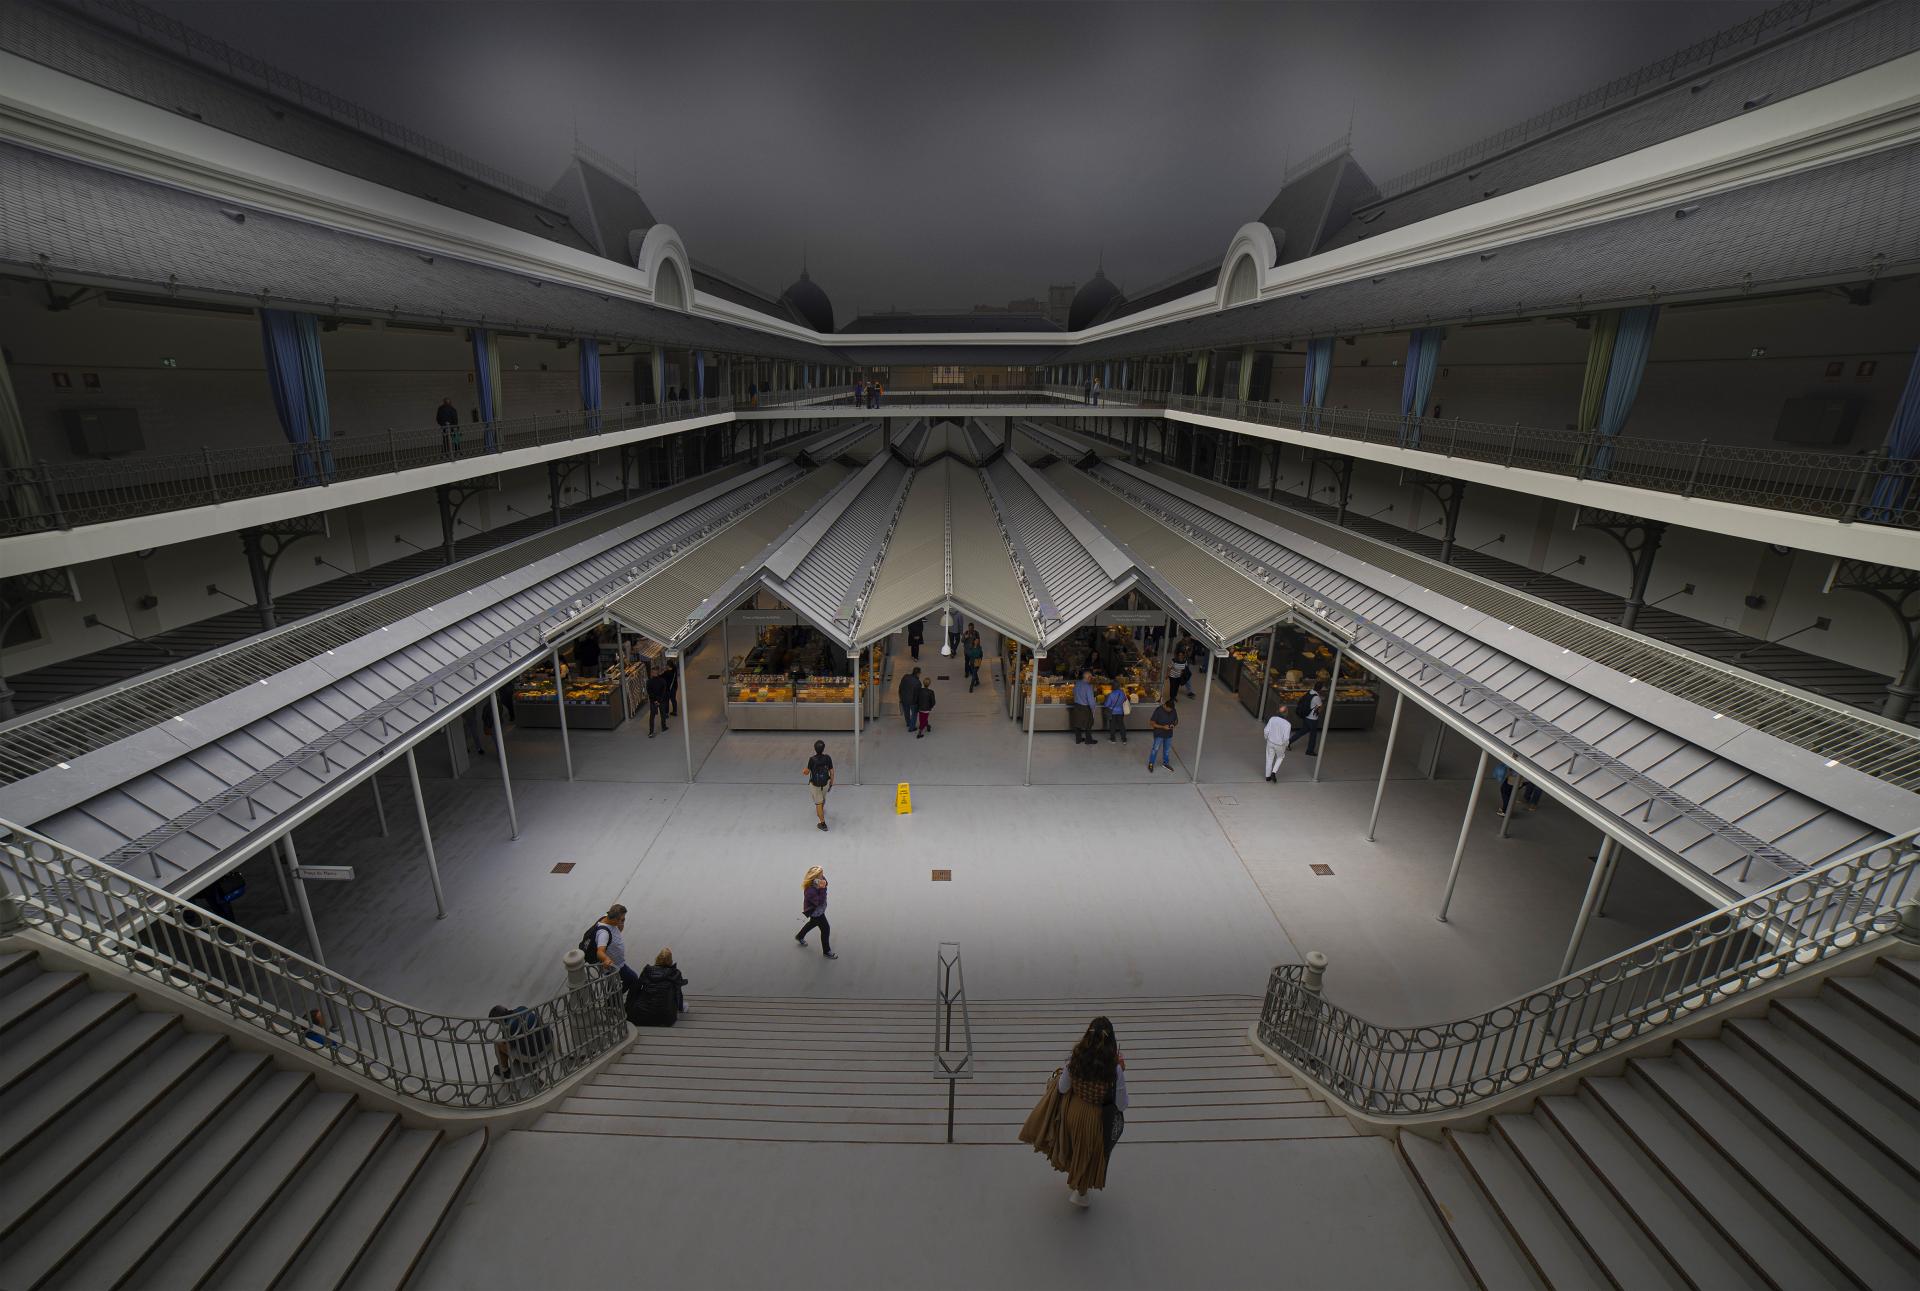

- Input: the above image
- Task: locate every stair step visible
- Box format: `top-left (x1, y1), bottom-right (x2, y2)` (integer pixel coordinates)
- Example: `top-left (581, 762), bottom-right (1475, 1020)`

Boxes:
top-left (50, 1069), bottom-right (315, 1291)
top-left (0, 969), bottom-right (84, 1036)
top-left (1398, 1133), bottom-right (1544, 1291)
top-left (0, 1009), bottom-right (182, 1168)
top-left (1, 1046), bottom-right (267, 1276)
top-left (1536, 1089), bottom-right (1754, 1290)
top-left (0, 989), bottom-right (131, 1096)
top-left (129, 1088), bottom-right (358, 1291)
top-left (1879, 957), bottom-right (1920, 995)
top-left (553, 1092), bottom-right (1328, 1126)
top-left (0, 949), bottom-right (39, 993)
top-left (590, 1071), bottom-right (1293, 1097)
top-left (203, 1113), bottom-right (399, 1291)
top-left (277, 1129), bottom-right (442, 1291)
top-left (1776, 994), bottom-right (1919, 1111)
top-left (568, 1084), bottom-right (1308, 1110)
top-left (338, 1130), bottom-right (488, 1291)
top-left (1830, 972), bottom-right (1920, 1043)
top-left (1675, 1035), bottom-right (1920, 1261)
top-left (1725, 1016), bottom-right (1920, 1171)
top-left (1493, 1112), bottom-right (1686, 1290)
top-left (1447, 1128), bottom-right (1608, 1291)
top-left (530, 1110), bottom-right (1355, 1145)
top-left (1590, 1068), bottom-right (1848, 1291)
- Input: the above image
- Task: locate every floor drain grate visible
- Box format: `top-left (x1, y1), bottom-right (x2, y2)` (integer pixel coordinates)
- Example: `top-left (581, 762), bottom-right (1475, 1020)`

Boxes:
top-left (931, 869), bottom-right (952, 881)
top-left (1215, 795), bottom-right (1238, 806)
top-left (1310, 864), bottom-right (1334, 876)
top-left (551, 862), bottom-right (575, 874)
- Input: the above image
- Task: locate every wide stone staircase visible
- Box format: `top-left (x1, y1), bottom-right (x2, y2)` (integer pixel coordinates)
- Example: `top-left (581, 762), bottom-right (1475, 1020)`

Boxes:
top-left (0, 947), bottom-right (486, 1291)
top-left (1400, 957), bottom-right (1920, 1290)
top-left (532, 993), bottom-right (1351, 1144)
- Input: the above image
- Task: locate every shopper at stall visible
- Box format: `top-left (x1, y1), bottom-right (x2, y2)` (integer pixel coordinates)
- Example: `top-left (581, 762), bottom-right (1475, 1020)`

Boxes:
top-left (625, 948), bottom-right (689, 1026)
top-left (795, 866), bottom-right (836, 957)
top-left (907, 619), bottom-right (925, 661)
top-left (1147, 698), bottom-right (1178, 772)
top-left (1169, 648), bottom-right (1194, 704)
top-left (805, 739), bottom-right (834, 831)
top-left (1018, 1015), bottom-right (1128, 1208)
top-left (962, 627), bottom-right (984, 692)
top-left (1262, 710), bottom-right (1292, 782)
top-left (1289, 683), bottom-right (1326, 756)
top-left (645, 665), bottom-right (673, 737)
top-left (663, 659), bottom-right (681, 718)
top-left (1101, 682), bottom-right (1129, 743)
top-left (1068, 670), bottom-right (1097, 745)
top-left (899, 666), bottom-right (923, 733)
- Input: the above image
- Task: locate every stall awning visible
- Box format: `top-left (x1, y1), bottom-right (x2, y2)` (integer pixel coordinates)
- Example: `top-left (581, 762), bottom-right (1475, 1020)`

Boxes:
top-left (979, 454), bottom-right (1136, 649)
top-left (762, 454), bottom-right (914, 646)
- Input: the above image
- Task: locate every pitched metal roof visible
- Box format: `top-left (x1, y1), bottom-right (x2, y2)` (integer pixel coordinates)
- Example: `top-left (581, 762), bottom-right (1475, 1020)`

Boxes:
top-left (763, 455), bottom-right (914, 644)
top-left (604, 464), bottom-right (850, 645)
top-left (978, 455), bottom-right (1133, 646)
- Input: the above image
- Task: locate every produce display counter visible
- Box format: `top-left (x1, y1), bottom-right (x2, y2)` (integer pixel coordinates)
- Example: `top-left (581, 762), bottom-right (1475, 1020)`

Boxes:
top-left (723, 609), bottom-right (859, 731)
top-left (1015, 612), bottom-right (1168, 732)
top-left (1242, 625), bottom-right (1380, 731)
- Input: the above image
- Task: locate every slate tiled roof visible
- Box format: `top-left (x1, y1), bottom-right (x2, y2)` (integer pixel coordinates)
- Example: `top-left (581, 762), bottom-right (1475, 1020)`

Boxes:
top-left (842, 313), bottom-right (1063, 334)
top-left (0, 143), bottom-right (841, 361)
top-left (1059, 141), bottom-right (1920, 361)
top-left (0, 0), bottom-right (599, 255)
top-left (1325, 0), bottom-right (1920, 250)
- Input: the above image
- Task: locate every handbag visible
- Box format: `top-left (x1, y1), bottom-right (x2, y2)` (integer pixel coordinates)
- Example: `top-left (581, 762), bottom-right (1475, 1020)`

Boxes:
top-left (1120, 695), bottom-right (1132, 717)
top-left (1102, 1102), bottom-right (1125, 1157)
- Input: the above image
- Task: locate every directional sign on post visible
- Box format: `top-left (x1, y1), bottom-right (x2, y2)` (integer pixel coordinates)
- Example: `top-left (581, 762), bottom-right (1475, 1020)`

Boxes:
top-left (291, 865), bottom-right (355, 882)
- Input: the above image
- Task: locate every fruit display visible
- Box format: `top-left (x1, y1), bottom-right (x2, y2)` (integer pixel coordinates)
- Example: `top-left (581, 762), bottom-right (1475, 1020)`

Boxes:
top-left (728, 674), bottom-right (794, 703)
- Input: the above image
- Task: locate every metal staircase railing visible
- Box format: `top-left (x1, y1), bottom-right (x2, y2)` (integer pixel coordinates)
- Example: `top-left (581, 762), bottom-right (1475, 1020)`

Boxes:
top-left (0, 820), bottom-right (629, 1110)
top-left (1256, 827), bottom-right (1919, 1117)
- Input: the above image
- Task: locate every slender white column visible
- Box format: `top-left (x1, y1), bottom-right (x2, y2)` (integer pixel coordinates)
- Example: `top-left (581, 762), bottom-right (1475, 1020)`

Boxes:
top-left (405, 747), bottom-right (448, 919)
top-left (1190, 651), bottom-right (1216, 782)
top-left (1560, 838), bottom-right (1620, 977)
top-left (490, 691), bottom-right (518, 840)
top-left (369, 774), bottom-right (389, 837)
top-left (550, 647), bottom-right (574, 782)
top-left (1436, 749), bottom-right (1490, 922)
top-left (1313, 645), bottom-right (1344, 783)
top-left (679, 655), bottom-right (694, 782)
top-left (1023, 650), bottom-right (1041, 787)
top-left (279, 834), bottom-right (325, 963)
top-left (1365, 690), bottom-right (1406, 842)
top-left (853, 644), bottom-right (863, 785)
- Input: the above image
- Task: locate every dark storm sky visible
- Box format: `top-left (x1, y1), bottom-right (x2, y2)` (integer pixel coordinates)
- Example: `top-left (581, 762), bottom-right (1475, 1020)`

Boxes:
top-left (151, 0), bottom-right (1770, 320)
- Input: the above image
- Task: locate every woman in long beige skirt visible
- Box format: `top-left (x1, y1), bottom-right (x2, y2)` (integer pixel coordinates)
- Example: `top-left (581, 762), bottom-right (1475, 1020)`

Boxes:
top-left (1018, 1016), bottom-right (1127, 1207)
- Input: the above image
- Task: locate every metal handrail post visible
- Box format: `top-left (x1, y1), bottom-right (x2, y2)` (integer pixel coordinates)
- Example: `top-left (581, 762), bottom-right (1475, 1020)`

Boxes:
top-left (1436, 749), bottom-right (1490, 922)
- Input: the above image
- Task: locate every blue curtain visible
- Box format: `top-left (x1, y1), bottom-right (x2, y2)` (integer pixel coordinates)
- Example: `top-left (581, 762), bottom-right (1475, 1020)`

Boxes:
top-left (1399, 328), bottom-right (1444, 447)
top-left (259, 308), bottom-right (331, 485)
top-left (1592, 305), bottom-right (1659, 474)
top-left (1865, 347), bottom-right (1920, 522)
top-left (578, 338), bottom-right (601, 432)
top-left (695, 350), bottom-right (706, 400)
top-left (470, 327), bottom-right (497, 449)
top-left (1302, 338), bottom-right (1334, 430)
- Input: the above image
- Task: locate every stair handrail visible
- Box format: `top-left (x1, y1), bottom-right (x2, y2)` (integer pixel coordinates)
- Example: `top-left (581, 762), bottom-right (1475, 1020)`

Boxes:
top-left (1258, 826), bottom-right (1919, 1117)
top-left (0, 819), bottom-right (628, 1111)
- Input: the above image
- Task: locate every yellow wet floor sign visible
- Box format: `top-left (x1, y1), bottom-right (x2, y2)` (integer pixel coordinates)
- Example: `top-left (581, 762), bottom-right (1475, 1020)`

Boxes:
top-left (896, 782), bottom-right (912, 814)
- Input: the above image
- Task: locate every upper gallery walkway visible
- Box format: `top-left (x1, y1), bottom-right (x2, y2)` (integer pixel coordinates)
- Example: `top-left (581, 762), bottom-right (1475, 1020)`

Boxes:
top-left (6, 389), bottom-right (1911, 577)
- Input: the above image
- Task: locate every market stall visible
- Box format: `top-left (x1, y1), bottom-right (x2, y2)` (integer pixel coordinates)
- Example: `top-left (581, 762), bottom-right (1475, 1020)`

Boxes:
top-left (1015, 609), bottom-right (1168, 732)
top-left (514, 625), bottom-right (667, 730)
top-left (723, 608), bottom-right (859, 731)
top-left (1253, 624), bottom-right (1380, 730)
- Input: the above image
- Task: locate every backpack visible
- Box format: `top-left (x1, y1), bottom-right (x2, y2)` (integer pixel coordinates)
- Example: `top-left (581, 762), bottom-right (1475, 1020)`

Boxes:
top-left (1294, 695), bottom-right (1313, 723)
top-left (578, 923), bottom-right (610, 964)
top-left (808, 755), bottom-right (831, 787)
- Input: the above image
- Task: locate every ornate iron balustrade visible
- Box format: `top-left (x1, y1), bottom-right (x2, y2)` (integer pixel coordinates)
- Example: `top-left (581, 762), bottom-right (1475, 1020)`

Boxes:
top-left (0, 820), bottom-right (629, 1110)
top-left (1256, 828), bottom-right (1919, 1117)
top-left (1164, 394), bottom-right (1919, 529)
top-left (1, 396), bottom-right (733, 537)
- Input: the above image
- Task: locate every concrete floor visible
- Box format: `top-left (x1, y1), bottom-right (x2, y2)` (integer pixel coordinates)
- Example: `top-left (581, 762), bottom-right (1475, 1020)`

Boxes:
top-left (243, 640), bottom-right (1705, 1028)
top-left (221, 636), bottom-right (1709, 1291)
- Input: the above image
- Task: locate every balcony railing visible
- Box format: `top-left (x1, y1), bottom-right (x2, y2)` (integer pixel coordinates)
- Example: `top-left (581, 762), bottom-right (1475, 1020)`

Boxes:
top-left (0, 819), bottom-right (630, 1110)
top-left (1, 396), bottom-right (733, 538)
top-left (1257, 826), bottom-right (1918, 1118)
top-left (1161, 394), bottom-right (1919, 529)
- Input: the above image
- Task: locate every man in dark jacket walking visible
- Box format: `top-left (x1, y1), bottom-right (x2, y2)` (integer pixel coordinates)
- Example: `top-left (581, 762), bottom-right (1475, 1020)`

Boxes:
top-left (899, 666), bottom-right (923, 733)
top-left (907, 619), bottom-right (925, 660)
top-left (645, 665), bottom-right (673, 737)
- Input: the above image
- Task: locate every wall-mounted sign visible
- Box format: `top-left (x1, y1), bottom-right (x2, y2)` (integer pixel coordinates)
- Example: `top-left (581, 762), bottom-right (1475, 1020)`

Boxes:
top-left (1096, 611), bottom-right (1165, 626)
top-left (728, 610), bottom-right (797, 626)
top-left (291, 865), bottom-right (355, 882)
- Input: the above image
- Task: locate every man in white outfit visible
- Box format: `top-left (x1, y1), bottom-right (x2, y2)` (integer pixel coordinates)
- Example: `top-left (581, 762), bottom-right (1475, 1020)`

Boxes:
top-left (1262, 712), bottom-right (1292, 782)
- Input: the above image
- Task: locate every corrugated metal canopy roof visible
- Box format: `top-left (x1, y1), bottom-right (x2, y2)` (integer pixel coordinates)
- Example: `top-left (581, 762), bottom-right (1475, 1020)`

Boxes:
top-left (764, 455), bottom-right (914, 644)
top-left (606, 464), bottom-right (849, 645)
